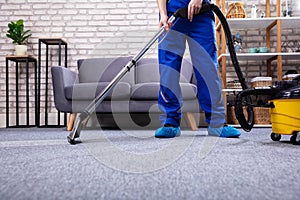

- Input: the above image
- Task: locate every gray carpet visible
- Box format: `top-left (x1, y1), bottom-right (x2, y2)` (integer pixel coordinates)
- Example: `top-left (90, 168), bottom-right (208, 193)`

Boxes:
top-left (0, 127), bottom-right (299, 200)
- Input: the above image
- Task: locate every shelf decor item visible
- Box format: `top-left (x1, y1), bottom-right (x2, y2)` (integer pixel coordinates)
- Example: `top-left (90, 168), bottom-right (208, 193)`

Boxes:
top-left (226, 2), bottom-right (246, 18)
top-left (259, 47), bottom-right (269, 53)
top-left (249, 47), bottom-right (258, 53)
top-left (233, 32), bottom-right (243, 52)
top-left (6, 19), bottom-right (32, 56)
top-left (281, 40), bottom-right (300, 52)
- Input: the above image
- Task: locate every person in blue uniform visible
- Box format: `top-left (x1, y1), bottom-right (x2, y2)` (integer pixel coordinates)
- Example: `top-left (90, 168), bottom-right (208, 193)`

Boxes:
top-left (155, 0), bottom-right (241, 138)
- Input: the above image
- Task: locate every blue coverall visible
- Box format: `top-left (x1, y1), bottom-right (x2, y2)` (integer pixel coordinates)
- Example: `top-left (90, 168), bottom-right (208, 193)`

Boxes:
top-left (158, 0), bottom-right (226, 128)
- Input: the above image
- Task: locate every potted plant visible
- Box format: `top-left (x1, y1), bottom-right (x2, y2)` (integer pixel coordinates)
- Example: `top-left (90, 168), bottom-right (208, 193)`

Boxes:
top-left (6, 19), bottom-right (32, 56)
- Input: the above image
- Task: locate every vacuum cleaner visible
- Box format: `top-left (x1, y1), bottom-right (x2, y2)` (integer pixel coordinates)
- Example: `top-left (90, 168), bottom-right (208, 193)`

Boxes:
top-left (235, 75), bottom-right (300, 145)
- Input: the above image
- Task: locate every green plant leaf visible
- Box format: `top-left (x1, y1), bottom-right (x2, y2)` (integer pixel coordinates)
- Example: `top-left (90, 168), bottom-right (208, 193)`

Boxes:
top-left (16, 19), bottom-right (24, 26)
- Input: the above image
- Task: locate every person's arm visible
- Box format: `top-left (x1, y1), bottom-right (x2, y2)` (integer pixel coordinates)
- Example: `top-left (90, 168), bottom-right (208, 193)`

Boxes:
top-left (156, 0), bottom-right (171, 30)
top-left (188, 0), bottom-right (203, 22)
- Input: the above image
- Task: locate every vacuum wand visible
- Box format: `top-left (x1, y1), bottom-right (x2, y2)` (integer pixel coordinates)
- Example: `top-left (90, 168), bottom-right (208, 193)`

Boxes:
top-left (67, 11), bottom-right (178, 144)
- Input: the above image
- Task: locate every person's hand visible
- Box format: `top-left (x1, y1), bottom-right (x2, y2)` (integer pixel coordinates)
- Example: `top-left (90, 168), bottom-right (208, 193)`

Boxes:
top-left (159, 14), bottom-right (172, 31)
top-left (188, 0), bottom-right (203, 22)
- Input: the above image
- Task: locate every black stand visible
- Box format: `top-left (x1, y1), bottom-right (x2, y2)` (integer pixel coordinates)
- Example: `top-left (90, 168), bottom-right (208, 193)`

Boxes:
top-left (38, 38), bottom-right (68, 127)
top-left (6, 56), bottom-right (37, 127)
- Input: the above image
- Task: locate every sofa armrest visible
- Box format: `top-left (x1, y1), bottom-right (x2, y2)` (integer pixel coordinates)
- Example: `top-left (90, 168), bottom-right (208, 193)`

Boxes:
top-left (51, 66), bottom-right (78, 112)
top-left (52, 66), bottom-right (78, 87)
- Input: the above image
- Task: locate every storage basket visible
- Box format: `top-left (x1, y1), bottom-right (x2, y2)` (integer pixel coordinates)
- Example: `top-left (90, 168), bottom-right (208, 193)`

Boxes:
top-left (227, 106), bottom-right (248, 124)
top-left (226, 2), bottom-right (246, 18)
top-left (227, 80), bottom-right (242, 89)
top-left (251, 77), bottom-right (272, 88)
top-left (253, 107), bottom-right (271, 124)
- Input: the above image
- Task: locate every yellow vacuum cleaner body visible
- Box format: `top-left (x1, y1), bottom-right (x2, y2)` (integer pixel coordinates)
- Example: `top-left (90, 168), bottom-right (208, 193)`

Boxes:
top-left (268, 82), bottom-right (300, 144)
top-left (269, 99), bottom-right (300, 135)
top-left (235, 76), bottom-right (300, 145)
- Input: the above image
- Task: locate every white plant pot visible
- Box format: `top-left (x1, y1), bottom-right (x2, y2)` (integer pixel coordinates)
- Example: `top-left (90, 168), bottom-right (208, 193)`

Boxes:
top-left (15, 45), bottom-right (27, 56)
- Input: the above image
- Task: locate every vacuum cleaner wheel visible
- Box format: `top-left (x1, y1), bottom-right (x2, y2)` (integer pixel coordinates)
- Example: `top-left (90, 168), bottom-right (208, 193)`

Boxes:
top-left (270, 132), bottom-right (281, 141)
top-left (290, 132), bottom-right (300, 145)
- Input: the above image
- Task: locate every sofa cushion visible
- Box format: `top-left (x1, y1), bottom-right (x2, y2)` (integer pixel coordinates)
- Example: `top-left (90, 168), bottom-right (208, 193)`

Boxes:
top-left (131, 82), bottom-right (197, 100)
top-left (77, 56), bottom-right (134, 85)
top-left (65, 82), bottom-right (131, 100)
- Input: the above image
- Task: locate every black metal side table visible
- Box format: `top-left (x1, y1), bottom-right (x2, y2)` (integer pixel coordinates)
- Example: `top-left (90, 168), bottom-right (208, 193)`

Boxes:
top-left (6, 55), bottom-right (37, 127)
top-left (38, 38), bottom-right (68, 127)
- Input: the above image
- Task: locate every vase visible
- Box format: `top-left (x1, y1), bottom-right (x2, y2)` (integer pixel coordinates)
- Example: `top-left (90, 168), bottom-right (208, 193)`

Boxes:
top-left (15, 45), bottom-right (27, 56)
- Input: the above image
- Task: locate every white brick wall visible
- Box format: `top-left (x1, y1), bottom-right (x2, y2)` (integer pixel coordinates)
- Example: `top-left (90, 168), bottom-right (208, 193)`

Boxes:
top-left (0, 0), bottom-right (299, 127)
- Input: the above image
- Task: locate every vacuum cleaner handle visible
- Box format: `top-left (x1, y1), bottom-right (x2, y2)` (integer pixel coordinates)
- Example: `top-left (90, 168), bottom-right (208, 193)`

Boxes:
top-left (173, 2), bottom-right (213, 18)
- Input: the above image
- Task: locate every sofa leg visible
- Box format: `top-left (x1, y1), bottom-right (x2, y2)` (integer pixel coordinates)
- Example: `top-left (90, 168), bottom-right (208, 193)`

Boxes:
top-left (67, 113), bottom-right (76, 131)
top-left (184, 112), bottom-right (198, 131)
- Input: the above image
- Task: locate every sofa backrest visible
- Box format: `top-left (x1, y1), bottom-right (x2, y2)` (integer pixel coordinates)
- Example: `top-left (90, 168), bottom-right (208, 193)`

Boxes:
top-left (77, 56), bottom-right (134, 85)
top-left (135, 57), bottom-right (194, 84)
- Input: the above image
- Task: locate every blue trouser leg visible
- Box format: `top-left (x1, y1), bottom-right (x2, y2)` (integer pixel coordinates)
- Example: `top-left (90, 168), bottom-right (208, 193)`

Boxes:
top-left (158, 27), bottom-right (186, 127)
top-left (158, 12), bottom-right (225, 128)
top-left (187, 14), bottom-right (225, 127)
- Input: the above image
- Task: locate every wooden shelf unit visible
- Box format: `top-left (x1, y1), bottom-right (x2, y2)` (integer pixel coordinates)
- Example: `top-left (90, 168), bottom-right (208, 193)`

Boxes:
top-left (214, 0), bottom-right (300, 87)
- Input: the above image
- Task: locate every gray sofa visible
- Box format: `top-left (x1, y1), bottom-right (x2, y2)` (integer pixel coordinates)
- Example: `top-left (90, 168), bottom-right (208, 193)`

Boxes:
top-left (51, 56), bottom-right (200, 130)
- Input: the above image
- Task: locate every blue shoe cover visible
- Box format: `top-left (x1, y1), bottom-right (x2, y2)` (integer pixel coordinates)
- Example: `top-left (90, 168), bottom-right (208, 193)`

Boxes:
top-left (155, 126), bottom-right (181, 138)
top-left (207, 125), bottom-right (241, 138)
